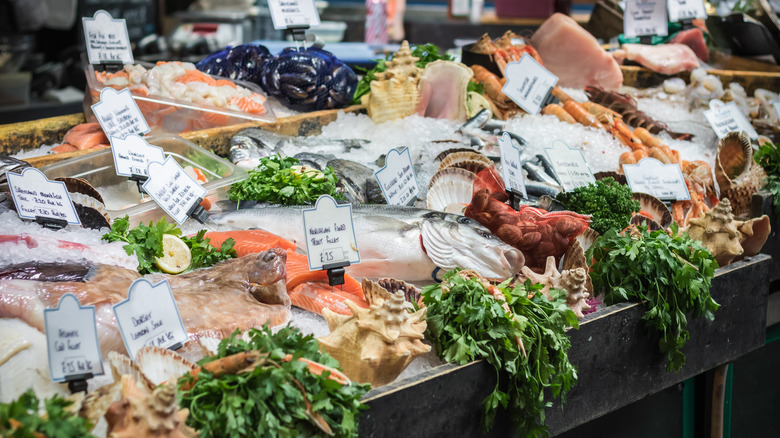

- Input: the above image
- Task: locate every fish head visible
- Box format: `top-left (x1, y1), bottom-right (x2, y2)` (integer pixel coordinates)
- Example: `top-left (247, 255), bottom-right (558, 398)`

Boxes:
top-left (420, 219), bottom-right (524, 281)
top-left (246, 248), bottom-right (290, 307)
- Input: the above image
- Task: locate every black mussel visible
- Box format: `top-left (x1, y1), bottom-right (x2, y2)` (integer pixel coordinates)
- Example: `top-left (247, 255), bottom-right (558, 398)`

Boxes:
top-left (196, 44), bottom-right (271, 85)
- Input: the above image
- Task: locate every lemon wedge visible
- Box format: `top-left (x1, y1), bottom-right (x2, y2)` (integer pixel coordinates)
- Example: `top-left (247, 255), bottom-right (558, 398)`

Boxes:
top-left (154, 234), bottom-right (191, 274)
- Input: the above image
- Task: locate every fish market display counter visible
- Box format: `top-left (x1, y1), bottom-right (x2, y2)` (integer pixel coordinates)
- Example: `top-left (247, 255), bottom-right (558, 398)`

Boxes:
top-left (360, 255), bottom-right (772, 437)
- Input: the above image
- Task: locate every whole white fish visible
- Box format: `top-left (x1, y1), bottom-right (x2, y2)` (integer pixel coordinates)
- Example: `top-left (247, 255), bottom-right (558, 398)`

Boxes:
top-left (212, 205), bottom-right (525, 282)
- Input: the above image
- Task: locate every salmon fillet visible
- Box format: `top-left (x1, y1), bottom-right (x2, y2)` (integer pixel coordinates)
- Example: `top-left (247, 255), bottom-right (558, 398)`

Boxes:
top-left (62, 123), bottom-right (109, 150)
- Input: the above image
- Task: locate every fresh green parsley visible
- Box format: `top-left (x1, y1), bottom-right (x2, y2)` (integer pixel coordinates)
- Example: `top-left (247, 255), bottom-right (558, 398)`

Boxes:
top-left (0, 390), bottom-right (96, 438)
top-left (754, 140), bottom-right (780, 216)
top-left (556, 177), bottom-right (639, 235)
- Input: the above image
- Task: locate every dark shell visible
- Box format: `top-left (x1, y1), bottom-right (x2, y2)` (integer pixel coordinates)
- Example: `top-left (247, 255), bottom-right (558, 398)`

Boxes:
top-left (594, 171), bottom-right (627, 186)
top-left (196, 44), bottom-right (271, 85)
top-left (376, 278), bottom-right (421, 303)
top-left (74, 203), bottom-right (110, 230)
top-left (261, 47), bottom-right (358, 112)
top-left (55, 177), bottom-right (105, 204)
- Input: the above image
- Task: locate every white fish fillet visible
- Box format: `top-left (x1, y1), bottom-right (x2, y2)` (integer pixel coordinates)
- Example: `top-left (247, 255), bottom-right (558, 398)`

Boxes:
top-left (613, 44), bottom-right (700, 75)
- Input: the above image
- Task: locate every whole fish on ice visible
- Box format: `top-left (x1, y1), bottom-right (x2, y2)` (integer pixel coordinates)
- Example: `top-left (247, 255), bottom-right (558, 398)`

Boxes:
top-left (211, 205), bottom-right (525, 281)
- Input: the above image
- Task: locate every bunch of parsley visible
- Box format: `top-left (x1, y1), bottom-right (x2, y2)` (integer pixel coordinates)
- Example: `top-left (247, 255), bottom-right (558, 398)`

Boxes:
top-left (352, 43), bottom-right (453, 104)
top-left (422, 270), bottom-right (578, 437)
top-left (228, 155), bottom-right (342, 205)
top-left (178, 325), bottom-right (370, 438)
top-left (0, 390), bottom-right (96, 438)
top-left (754, 140), bottom-right (780, 216)
top-left (102, 216), bottom-right (236, 275)
top-left (556, 177), bottom-right (639, 235)
top-left (586, 225), bottom-right (719, 371)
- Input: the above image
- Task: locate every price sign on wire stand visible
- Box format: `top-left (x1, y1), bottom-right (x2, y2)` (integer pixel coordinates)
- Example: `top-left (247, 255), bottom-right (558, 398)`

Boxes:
top-left (703, 100), bottom-right (758, 140)
top-left (44, 294), bottom-right (105, 383)
top-left (375, 148), bottom-right (420, 206)
top-left (113, 279), bottom-right (189, 360)
top-left (623, 157), bottom-right (690, 201)
top-left (111, 134), bottom-right (165, 178)
top-left (267, 0), bottom-right (321, 29)
top-left (92, 88), bottom-right (150, 140)
top-left (302, 195), bottom-right (360, 287)
top-left (502, 54), bottom-right (559, 115)
top-left (82, 10), bottom-right (134, 64)
top-left (498, 132), bottom-right (528, 199)
top-left (143, 157), bottom-right (208, 224)
top-left (544, 140), bottom-right (595, 192)
top-left (667, 0), bottom-right (707, 22)
top-left (6, 168), bottom-right (80, 229)
top-left (623, 0), bottom-right (668, 38)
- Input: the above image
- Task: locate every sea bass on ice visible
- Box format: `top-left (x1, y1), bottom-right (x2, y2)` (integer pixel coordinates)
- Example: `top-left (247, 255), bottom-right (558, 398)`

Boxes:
top-left (211, 205), bottom-right (524, 281)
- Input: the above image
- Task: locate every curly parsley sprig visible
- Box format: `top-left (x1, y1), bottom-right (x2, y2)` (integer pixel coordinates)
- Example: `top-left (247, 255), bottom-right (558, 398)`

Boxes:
top-left (556, 177), bottom-right (639, 235)
top-left (0, 390), bottom-right (96, 438)
top-left (422, 270), bottom-right (578, 437)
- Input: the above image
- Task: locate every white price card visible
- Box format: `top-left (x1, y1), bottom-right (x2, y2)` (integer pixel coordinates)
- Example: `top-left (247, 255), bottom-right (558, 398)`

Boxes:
top-left (544, 140), bottom-right (596, 192)
top-left (267, 0), bottom-right (321, 29)
top-left (44, 294), bottom-right (105, 381)
top-left (502, 54), bottom-right (558, 115)
top-left (375, 148), bottom-right (420, 206)
top-left (498, 132), bottom-right (528, 198)
top-left (703, 100), bottom-right (758, 140)
top-left (143, 156), bottom-right (207, 224)
top-left (113, 279), bottom-right (189, 360)
top-left (111, 134), bottom-right (165, 177)
top-left (82, 10), bottom-right (134, 65)
top-left (623, 157), bottom-right (690, 201)
top-left (624, 0), bottom-right (668, 38)
top-left (6, 168), bottom-right (80, 225)
top-left (302, 195), bottom-right (361, 271)
top-left (667, 0), bottom-right (707, 22)
top-left (92, 88), bottom-right (150, 140)
top-left (773, 101), bottom-right (780, 121)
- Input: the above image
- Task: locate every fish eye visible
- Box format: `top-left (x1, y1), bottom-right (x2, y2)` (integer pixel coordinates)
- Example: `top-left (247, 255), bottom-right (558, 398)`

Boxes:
top-left (263, 252), bottom-right (277, 262)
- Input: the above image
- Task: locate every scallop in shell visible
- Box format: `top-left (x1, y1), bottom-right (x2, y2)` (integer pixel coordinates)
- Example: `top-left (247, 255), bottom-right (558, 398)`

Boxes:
top-left (434, 148), bottom-right (478, 163)
top-left (135, 346), bottom-right (196, 387)
top-left (632, 192), bottom-right (672, 229)
top-left (54, 177), bottom-right (110, 229)
top-left (714, 131), bottom-right (768, 217)
top-left (438, 151), bottom-right (492, 172)
top-left (427, 167), bottom-right (475, 213)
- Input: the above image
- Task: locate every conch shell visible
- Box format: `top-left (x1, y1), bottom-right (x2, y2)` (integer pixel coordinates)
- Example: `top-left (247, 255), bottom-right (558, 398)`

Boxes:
top-left (683, 198), bottom-right (744, 266)
top-left (105, 376), bottom-right (196, 438)
top-left (715, 131), bottom-right (767, 217)
top-left (516, 256), bottom-right (591, 318)
top-left (362, 278), bottom-right (421, 307)
top-left (362, 41), bottom-right (423, 124)
top-left (734, 215), bottom-right (771, 262)
top-left (318, 294), bottom-right (430, 387)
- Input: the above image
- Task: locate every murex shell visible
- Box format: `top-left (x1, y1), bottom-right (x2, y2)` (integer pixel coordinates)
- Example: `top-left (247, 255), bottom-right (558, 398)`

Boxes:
top-left (317, 293), bottom-right (430, 387)
top-left (427, 167), bottom-right (475, 213)
top-left (516, 255), bottom-right (591, 318)
top-left (362, 278), bottom-right (421, 306)
top-left (683, 198), bottom-right (744, 266)
top-left (714, 131), bottom-right (767, 217)
top-left (362, 41), bottom-right (423, 124)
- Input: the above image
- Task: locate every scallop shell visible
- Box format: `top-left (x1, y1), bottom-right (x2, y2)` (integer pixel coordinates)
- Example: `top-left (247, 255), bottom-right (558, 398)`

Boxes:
top-left (54, 177), bottom-right (111, 229)
top-left (135, 346), bottom-right (196, 387)
top-left (561, 228), bottom-right (599, 295)
top-left (55, 177), bottom-right (105, 204)
top-left (715, 131), bottom-right (768, 217)
top-left (434, 148), bottom-right (478, 163)
top-left (632, 192), bottom-right (672, 229)
top-left (362, 41), bottom-right (423, 124)
top-left (108, 351), bottom-right (154, 391)
top-left (438, 151), bottom-right (492, 172)
top-left (362, 277), bottom-right (421, 306)
top-left (594, 171), bottom-right (627, 185)
top-left (630, 214), bottom-right (662, 231)
top-left (427, 167), bottom-right (475, 213)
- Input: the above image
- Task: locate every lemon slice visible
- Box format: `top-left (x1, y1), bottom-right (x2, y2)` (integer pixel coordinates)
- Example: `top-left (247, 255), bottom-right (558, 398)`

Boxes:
top-left (467, 91), bottom-right (493, 118)
top-left (155, 234), bottom-right (192, 274)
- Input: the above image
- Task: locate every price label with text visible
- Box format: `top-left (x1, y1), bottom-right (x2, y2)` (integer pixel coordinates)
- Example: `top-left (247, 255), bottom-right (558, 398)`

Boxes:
top-left (502, 54), bottom-right (558, 115)
top-left (498, 132), bottom-right (528, 198)
top-left (113, 279), bottom-right (189, 359)
top-left (92, 88), bottom-right (150, 140)
top-left (624, 157), bottom-right (690, 201)
top-left (143, 157), bottom-right (207, 224)
top-left (302, 195), bottom-right (360, 271)
top-left (703, 100), bottom-right (758, 140)
top-left (6, 168), bottom-right (80, 225)
top-left (267, 0), bottom-right (321, 29)
top-left (44, 294), bottom-right (104, 381)
top-left (375, 148), bottom-right (420, 206)
top-left (667, 0), bottom-right (707, 22)
top-left (111, 134), bottom-right (165, 177)
top-left (544, 140), bottom-right (595, 191)
top-left (624, 0), bottom-right (668, 38)
top-left (82, 10), bottom-right (134, 64)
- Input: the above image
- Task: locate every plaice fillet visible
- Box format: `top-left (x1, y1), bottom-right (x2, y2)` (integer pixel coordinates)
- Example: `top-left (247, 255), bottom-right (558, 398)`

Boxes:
top-left (530, 13), bottom-right (623, 90)
top-left (613, 43), bottom-right (700, 75)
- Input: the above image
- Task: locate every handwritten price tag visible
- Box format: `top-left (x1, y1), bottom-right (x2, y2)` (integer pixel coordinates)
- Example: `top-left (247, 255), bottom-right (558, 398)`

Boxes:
top-left (6, 168), bottom-right (80, 225)
top-left (143, 157), bottom-right (207, 224)
top-left (502, 54), bottom-right (558, 115)
top-left (113, 279), bottom-right (189, 359)
top-left (375, 148), bottom-right (420, 206)
top-left (704, 100), bottom-right (758, 140)
top-left (544, 140), bottom-right (595, 191)
top-left (302, 195), bottom-right (360, 271)
top-left (82, 10), bottom-right (133, 64)
top-left (267, 0), bottom-right (321, 29)
top-left (111, 134), bottom-right (165, 177)
top-left (624, 157), bottom-right (690, 201)
top-left (92, 88), bottom-right (150, 140)
top-left (667, 0), bottom-right (707, 22)
top-left (624, 0), bottom-right (668, 38)
top-left (498, 132), bottom-right (528, 198)
top-left (44, 294), bottom-right (104, 381)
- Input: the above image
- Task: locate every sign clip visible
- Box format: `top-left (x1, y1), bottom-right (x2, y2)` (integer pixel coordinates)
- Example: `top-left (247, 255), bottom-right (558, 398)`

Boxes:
top-left (65, 373), bottom-right (93, 394)
top-left (323, 262), bottom-right (350, 287)
top-left (98, 61), bottom-right (124, 73)
top-left (129, 174), bottom-right (148, 194)
top-left (187, 197), bottom-right (209, 224)
top-left (35, 216), bottom-right (68, 230)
